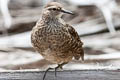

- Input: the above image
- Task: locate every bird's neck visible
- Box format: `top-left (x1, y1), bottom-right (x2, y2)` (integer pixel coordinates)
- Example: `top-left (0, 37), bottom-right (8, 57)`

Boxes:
top-left (42, 14), bottom-right (60, 24)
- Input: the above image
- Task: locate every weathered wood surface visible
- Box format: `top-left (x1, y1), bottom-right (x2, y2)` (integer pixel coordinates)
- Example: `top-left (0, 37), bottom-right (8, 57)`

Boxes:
top-left (0, 70), bottom-right (120, 80)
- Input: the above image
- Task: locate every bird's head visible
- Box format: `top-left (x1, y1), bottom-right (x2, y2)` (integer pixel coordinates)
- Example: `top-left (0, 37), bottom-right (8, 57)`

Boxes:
top-left (42, 2), bottom-right (73, 19)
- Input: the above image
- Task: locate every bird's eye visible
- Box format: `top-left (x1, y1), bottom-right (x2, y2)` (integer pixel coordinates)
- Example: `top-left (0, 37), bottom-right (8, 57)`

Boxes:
top-left (52, 8), bottom-right (57, 10)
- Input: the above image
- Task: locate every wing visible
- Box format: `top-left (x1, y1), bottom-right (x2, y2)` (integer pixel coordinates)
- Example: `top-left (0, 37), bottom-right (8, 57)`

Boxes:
top-left (65, 24), bottom-right (84, 61)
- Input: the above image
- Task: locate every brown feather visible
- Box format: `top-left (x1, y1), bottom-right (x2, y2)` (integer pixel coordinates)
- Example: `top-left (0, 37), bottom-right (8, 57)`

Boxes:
top-left (65, 24), bottom-right (84, 61)
top-left (31, 2), bottom-right (84, 64)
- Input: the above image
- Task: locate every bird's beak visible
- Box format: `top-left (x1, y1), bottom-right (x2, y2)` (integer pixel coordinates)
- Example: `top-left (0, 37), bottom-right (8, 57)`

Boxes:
top-left (61, 9), bottom-right (74, 15)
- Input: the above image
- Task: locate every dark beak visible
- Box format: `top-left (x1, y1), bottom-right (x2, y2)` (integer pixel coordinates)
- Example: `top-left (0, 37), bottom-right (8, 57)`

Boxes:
top-left (61, 9), bottom-right (74, 15)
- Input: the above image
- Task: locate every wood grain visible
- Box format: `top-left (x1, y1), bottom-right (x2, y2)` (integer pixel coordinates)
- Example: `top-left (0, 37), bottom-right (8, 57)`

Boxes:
top-left (0, 70), bottom-right (120, 80)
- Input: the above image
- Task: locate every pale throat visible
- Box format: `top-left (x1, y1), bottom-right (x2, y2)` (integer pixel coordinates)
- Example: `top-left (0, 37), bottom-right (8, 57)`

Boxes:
top-left (42, 13), bottom-right (64, 24)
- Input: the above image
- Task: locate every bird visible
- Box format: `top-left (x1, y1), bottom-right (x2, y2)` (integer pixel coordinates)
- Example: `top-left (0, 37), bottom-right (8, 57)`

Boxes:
top-left (31, 2), bottom-right (84, 80)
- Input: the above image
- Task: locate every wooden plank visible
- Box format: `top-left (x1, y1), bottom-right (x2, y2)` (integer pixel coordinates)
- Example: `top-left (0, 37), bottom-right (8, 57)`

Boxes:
top-left (0, 70), bottom-right (120, 80)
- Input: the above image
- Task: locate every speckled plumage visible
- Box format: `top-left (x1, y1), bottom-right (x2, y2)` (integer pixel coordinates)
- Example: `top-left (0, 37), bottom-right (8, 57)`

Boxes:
top-left (31, 2), bottom-right (84, 65)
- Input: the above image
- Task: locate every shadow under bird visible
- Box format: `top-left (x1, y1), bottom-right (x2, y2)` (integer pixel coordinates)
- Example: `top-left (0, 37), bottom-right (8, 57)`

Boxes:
top-left (31, 2), bottom-right (84, 80)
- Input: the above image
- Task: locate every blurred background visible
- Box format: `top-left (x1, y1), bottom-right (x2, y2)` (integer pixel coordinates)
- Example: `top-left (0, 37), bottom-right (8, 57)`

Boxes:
top-left (0, 0), bottom-right (120, 70)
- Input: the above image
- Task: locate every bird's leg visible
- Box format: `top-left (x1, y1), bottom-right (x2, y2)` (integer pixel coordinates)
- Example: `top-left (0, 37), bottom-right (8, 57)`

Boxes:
top-left (43, 62), bottom-right (68, 80)
top-left (55, 62), bottom-right (68, 77)
top-left (43, 67), bottom-right (54, 80)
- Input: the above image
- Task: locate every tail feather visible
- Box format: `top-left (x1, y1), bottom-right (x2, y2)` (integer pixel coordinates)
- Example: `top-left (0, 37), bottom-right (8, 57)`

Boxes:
top-left (74, 49), bottom-right (84, 61)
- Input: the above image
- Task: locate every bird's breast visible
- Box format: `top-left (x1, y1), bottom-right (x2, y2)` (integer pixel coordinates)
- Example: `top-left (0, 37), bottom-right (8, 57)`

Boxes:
top-left (31, 27), bottom-right (73, 64)
top-left (31, 25), bottom-right (70, 51)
